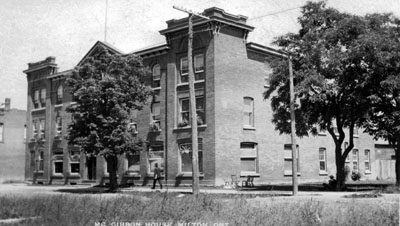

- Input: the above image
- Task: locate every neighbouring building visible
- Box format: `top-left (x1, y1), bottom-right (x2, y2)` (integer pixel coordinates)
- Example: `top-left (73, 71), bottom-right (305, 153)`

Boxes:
top-left (23, 7), bottom-right (393, 186)
top-left (0, 98), bottom-right (27, 182)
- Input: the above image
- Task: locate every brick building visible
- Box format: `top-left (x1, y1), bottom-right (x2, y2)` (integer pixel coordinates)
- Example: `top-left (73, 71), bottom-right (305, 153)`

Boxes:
top-left (23, 7), bottom-right (386, 186)
top-left (0, 98), bottom-right (26, 182)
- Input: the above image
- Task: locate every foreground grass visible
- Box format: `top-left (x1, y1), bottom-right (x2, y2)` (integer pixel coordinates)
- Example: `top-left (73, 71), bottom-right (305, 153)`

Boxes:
top-left (0, 192), bottom-right (398, 226)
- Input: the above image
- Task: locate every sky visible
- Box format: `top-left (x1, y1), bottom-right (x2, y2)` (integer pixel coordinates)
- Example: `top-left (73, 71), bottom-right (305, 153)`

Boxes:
top-left (1, 0), bottom-right (399, 110)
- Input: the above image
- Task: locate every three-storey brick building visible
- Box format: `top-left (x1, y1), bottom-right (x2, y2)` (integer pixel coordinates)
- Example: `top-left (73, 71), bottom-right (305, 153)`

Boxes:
top-left (24, 7), bottom-right (385, 186)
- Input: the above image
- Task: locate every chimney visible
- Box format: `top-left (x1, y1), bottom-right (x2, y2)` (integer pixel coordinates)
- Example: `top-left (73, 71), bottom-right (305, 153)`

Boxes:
top-left (4, 98), bottom-right (10, 111)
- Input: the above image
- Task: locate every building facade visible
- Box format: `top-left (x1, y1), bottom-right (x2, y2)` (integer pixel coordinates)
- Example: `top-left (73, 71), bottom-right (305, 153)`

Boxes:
top-left (24, 7), bottom-right (389, 186)
top-left (0, 98), bottom-right (26, 182)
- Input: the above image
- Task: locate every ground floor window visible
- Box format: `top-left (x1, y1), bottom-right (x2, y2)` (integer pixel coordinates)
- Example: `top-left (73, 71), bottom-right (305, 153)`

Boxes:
top-left (284, 144), bottom-right (300, 176)
top-left (148, 144), bottom-right (164, 174)
top-left (352, 149), bottom-right (359, 171)
top-left (53, 155), bottom-right (63, 175)
top-left (69, 151), bottom-right (80, 174)
top-left (179, 141), bottom-right (203, 174)
top-left (319, 148), bottom-right (327, 174)
top-left (240, 142), bottom-right (258, 174)
top-left (127, 152), bottom-right (140, 173)
top-left (37, 151), bottom-right (44, 171)
top-left (364, 149), bottom-right (371, 173)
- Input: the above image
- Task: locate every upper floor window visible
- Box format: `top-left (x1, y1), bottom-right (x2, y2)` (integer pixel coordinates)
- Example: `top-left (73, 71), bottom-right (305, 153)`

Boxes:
top-left (179, 54), bottom-right (204, 84)
top-left (152, 64), bottom-right (161, 88)
top-left (0, 123), bottom-right (4, 143)
top-left (24, 125), bottom-right (26, 143)
top-left (150, 102), bottom-right (161, 131)
top-left (243, 97), bottom-right (254, 128)
top-left (40, 89), bottom-right (46, 107)
top-left (56, 85), bottom-right (63, 104)
top-left (32, 121), bottom-right (38, 139)
top-left (39, 119), bottom-right (45, 139)
top-left (353, 127), bottom-right (359, 137)
top-left (34, 90), bottom-right (40, 109)
top-left (352, 149), bottom-right (359, 171)
top-left (55, 117), bottom-right (62, 137)
top-left (178, 96), bottom-right (205, 128)
top-left (128, 122), bottom-right (138, 134)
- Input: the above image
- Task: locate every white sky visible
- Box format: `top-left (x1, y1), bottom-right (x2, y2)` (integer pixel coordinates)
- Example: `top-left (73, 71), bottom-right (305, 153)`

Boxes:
top-left (1, 0), bottom-right (399, 110)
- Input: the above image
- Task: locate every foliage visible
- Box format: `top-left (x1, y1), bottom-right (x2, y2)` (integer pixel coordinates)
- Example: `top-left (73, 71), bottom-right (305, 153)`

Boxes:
top-left (351, 171), bottom-right (362, 181)
top-left (264, 1), bottom-right (400, 190)
top-left (66, 47), bottom-right (153, 190)
top-left (0, 193), bottom-right (397, 226)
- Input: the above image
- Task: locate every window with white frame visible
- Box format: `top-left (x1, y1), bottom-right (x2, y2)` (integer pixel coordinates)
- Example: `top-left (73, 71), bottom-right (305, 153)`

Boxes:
top-left (178, 96), bottom-right (205, 127)
top-left (179, 141), bottom-right (203, 174)
top-left (32, 121), bottom-right (38, 139)
top-left (70, 151), bottom-right (80, 174)
top-left (319, 148), bottom-right (327, 174)
top-left (55, 117), bottom-right (62, 137)
top-left (364, 149), bottom-right (371, 173)
top-left (352, 149), bottom-right (359, 171)
top-left (53, 155), bottom-right (63, 175)
top-left (151, 102), bottom-right (161, 131)
top-left (284, 144), bottom-right (300, 176)
top-left (179, 54), bottom-right (204, 83)
top-left (128, 122), bottom-right (138, 134)
top-left (40, 88), bottom-right (46, 107)
top-left (56, 85), bottom-right (63, 104)
top-left (148, 145), bottom-right (164, 174)
top-left (243, 97), bottom-right (254, 128)
top-left (152, 64), bottom-right (161, 88)
top-left (34, 90), bottom-right (40, 109)
top-left (39, 119), bottom-right (45, 139)
top-left (353, 127), bottom-right (359, 137)
top-left (194, 54), bottom-right (204, 73)
top-left (240, 142), bottom-right (258, 174)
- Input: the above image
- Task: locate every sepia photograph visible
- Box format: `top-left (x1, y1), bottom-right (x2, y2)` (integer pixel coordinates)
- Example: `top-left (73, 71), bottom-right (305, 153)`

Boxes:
top-left (0, 0), bottom-right (399, 225)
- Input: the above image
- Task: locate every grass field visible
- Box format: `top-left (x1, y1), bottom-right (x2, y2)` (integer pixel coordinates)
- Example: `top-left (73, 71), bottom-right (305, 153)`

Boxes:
top-left (0, 191), bottom-right (398, 226)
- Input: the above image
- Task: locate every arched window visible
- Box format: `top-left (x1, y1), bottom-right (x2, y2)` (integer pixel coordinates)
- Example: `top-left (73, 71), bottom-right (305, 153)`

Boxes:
top-left (57, 85), bottom-right (63, 103)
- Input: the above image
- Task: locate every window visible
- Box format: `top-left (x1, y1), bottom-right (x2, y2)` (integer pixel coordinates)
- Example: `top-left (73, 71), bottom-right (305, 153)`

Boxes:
top-left (180, 57), bottom-right (189, 83)
top-left (37, 151), bottom-right (44, 171)
top-left (39, 119), bottom-right (45, 139)
top-left (34, 90), bottom-right (40, 108)
top-left (240, 142), bottom-right (258, 174)
top-left (56, 85), bottom-right (63, 104)
top-left (32, 121), bottom-right (38, 139)
top-left (55, 117), bottom-right (62, 137)
top-left (243, 97), bottom-right (254, 128)
top-left (179, 141), bottom-right (203, 174)
top-left (364, 149), bottom-right (371, 173)
top-left (179, 54), bottom-right (205, 83)
top-left (53, 155), bottom-right (63, 175)
top-left (150, 102), bottom-right (161, 131)
top-left (40, 88), bottom-right (46, 107)
top-left (0, 123), bottom-right (3, 143)
top-left (178, 96), bottom-right (205, 127)
top-left (352, 149), bottom-right (359, 171)
top-left (344, 142), bottom-right (350, 163)
top-left (148, 145), bottom-right (164, 174)
top-left (127, 152), bottom-right (140, 174)
top-left (284, 144), bottom-right (300, 176)
top-left (152, 64), bottom-right (161, 88)
top-left (70, 151), bottom-right (80, 174)
top-left (319, 148), bottom-right (327, 174)
top-left (194, 54), bottom-right (204, 73)
top-left (353, 127), bottom-right (359, 137)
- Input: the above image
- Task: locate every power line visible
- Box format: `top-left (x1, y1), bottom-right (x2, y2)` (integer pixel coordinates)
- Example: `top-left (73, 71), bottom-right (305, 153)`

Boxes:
top-left (249, 6), bottom-right (302, 21)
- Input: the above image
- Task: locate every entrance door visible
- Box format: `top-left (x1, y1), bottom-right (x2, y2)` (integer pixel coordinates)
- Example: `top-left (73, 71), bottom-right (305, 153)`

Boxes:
top-left (86, 156), bottom-right (96, 180)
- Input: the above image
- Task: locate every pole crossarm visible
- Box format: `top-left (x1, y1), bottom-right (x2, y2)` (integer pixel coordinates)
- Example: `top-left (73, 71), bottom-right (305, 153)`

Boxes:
top-left (173, 6), bottom-right (210, 20)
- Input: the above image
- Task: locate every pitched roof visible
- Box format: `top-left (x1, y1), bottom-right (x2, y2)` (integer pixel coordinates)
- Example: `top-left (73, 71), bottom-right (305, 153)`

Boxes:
top-left (76, 41), bottom-right (125, 66)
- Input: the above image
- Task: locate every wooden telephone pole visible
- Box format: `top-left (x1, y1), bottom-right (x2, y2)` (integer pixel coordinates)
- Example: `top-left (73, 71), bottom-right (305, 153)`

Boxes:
top-left (173, 6), bottom-right (209, 195)
top-left (288, 55), bottom-right (298, 196)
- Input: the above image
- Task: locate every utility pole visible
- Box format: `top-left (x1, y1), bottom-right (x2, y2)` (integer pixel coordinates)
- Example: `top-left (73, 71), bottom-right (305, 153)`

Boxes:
top-left (104, 0), bottom-right (108, 42)
top-left (173, 6), bottom-right (209, 195)
top-left (289, 54), bottom-right (298, 196)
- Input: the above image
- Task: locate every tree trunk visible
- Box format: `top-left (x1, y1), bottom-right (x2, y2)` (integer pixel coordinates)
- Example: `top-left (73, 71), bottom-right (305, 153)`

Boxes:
top-left (107, 156), bottom-right (119, 192)
top-left (335, 145), bottom-right (346, 191)
top-left (395, 143), bottom-right (400, 186)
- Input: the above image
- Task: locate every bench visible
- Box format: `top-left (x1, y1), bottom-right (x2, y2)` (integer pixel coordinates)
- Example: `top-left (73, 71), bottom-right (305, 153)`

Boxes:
top-left (241, 176), bottom-right (254, 187)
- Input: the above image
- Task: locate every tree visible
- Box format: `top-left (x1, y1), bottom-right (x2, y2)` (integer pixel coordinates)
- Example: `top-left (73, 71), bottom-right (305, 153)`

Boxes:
top-left (361, 14), bottom-right (400, 185)
top-left (66, 48), bottom-right (152, 191)
top-left (264, 1), bottom-right (397, 190)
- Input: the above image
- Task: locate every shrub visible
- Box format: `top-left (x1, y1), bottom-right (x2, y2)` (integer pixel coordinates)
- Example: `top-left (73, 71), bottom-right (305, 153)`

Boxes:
top-left (351, 171), bottom-right (362, 181)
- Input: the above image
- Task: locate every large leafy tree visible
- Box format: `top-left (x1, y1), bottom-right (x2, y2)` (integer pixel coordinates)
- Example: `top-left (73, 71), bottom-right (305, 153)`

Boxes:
top-left (362, 14), bottom-right (400, 185)
top-left (66, 48), bottom-right (152, 191)
top-left (264, 1), bottom-right (398, 190)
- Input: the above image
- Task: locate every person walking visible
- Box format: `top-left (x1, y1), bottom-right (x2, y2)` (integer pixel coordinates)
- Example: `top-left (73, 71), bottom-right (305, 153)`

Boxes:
top-left (152, 163), bottom-right (162, 189)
